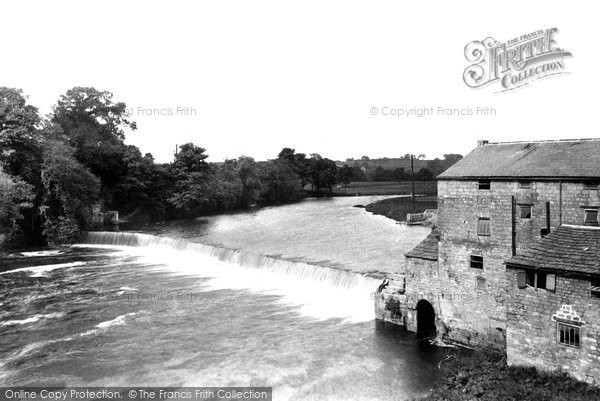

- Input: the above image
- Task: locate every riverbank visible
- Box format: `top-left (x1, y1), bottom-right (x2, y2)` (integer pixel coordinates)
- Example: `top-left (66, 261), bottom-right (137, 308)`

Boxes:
top-left (365, 196), bottom-right (437, 222)
top-left (417, 348), bottom-right (600, 401)
top-left (332, 181), bottom-right (436, 196)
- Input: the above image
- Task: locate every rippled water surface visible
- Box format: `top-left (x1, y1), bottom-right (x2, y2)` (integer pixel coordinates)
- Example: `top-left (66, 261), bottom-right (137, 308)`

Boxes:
top-left (0, 197), bottom-right (441, 400)
top-left (129, 196), bottom-right (430, 273)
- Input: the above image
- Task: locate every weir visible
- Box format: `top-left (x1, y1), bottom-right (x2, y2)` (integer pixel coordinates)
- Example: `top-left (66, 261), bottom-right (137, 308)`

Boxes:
top-left (85, 231), bottom-right (382, 292)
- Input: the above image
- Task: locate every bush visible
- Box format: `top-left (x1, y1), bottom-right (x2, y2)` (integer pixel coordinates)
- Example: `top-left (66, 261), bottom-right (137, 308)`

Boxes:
top-left (42, 214), bottom-right (84, 245)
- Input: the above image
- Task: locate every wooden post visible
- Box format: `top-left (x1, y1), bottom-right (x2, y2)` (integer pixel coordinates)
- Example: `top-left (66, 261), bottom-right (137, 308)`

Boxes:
top-left (411, 155), bottom-right (415, 211)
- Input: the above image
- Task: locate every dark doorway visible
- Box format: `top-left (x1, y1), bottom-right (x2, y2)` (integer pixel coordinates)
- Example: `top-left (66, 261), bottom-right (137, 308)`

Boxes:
top-left (416, 300), bottom-right (436, 339)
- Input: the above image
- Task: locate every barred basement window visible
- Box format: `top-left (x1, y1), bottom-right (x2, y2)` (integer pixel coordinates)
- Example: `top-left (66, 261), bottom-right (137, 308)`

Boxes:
top-left (470, 255), bottom-right (483, 269)
top-left (558, 323), bottom-right (580, 348)
top-left (477, 218), bottom-right (490, 236)
top-left (478, 180), bottom-right (491, 190)
top-left (519, 205), bottom-right (532, 219)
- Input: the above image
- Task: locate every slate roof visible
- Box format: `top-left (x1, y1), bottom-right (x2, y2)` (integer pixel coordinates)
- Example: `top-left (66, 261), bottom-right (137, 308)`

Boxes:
top-left (405, 230), bottom-right (439, 261)
top-left (505, 225), bottom-right (600, 275)
top-left (438, 139), bottom-right (600, 180)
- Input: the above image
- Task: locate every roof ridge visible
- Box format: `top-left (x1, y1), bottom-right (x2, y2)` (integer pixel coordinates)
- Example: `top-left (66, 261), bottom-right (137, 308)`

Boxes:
top-left (485, 138), bottom-right (600, 146)
top-left (562, 224), bottom-right (600, 231)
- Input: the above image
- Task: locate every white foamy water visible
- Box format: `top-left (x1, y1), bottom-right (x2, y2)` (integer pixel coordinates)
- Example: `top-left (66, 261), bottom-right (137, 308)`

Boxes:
top-left (96, 313), bottom-right (137, 329)
top-left (19, 250), bottom-right (63, 257)
top-left (0, 262), bottom-right (86, 277)
top-left (81, 233), bottom-right (381, 323)
top-left (0, 312), bottom-right (65, 327)
top-left (0, 199), bottom-right (443, 398)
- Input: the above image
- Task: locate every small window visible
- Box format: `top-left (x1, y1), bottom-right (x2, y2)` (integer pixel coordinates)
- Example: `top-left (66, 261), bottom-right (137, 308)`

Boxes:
top-left (476, 276), bottom-right (486, 290)
top-left (470, 255), bottom-right (483, 269)
top-left (584, 182), bottom-right (599, 190)
top-left (477, 218), bottom-right (490, 236)
top-left (478, 180), bottom-right (491, 190)
top-left (584, 209), bottom-right (599, 225)
top-left (519, 205), bottom-right (532, 219)
top-left (558, 323), bottom-right (581, 348)
top-left (521, 270), bottom-right (555, 292)
top-left (519, 181), bottom-right (532, 189)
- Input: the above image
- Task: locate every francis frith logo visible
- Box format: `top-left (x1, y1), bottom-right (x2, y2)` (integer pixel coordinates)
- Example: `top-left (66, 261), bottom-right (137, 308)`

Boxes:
top-left (463, 28), bottom-right (572, 92)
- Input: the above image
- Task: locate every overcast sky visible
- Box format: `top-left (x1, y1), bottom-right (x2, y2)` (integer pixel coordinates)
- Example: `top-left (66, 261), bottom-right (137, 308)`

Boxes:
top-left (2, 1), bottom-right (597, 163)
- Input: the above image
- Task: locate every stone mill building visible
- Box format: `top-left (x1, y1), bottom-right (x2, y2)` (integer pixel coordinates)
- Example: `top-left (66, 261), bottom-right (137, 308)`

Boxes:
top-left (375, 138), bottom-right (600, 384)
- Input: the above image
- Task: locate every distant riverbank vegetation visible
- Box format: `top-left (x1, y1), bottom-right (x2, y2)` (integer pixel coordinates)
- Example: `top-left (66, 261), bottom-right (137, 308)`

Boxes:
top-left (0, 87), bottom-right (461, 248)
top-left (0, 87), bottom-right (340, 247)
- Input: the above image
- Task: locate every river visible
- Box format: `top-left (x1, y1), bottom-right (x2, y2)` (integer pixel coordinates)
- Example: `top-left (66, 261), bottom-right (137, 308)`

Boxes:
top-left (0, 196), bottom-right (441, 400)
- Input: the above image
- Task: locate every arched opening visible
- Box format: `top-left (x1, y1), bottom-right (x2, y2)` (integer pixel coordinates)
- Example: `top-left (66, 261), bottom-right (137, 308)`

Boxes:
top-left (416, 299), bottom-right (436, 339)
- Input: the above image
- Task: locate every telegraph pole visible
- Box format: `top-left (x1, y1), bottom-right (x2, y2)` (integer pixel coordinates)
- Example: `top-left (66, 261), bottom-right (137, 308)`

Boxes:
top-left (411, 154), bottom-right (415, 211)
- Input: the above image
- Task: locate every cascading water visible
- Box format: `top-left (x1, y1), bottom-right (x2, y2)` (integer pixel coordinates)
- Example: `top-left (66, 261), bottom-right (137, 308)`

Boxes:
top-left (0, 198), bottom-right (444, 398)
top-left (83, 231), bottom-right (383, 323)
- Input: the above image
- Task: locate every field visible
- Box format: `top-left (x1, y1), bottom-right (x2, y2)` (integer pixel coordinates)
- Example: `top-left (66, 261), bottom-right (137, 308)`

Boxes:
top-left (332, 181), bottom-right (437, 196)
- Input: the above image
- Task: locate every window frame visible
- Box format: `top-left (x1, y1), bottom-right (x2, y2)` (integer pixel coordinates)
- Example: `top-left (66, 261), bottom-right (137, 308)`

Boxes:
top-left (476, 276), bottom-right (486, 290)
top-left (518, 270), bottom-right (555, 292)
top-left (478, 180), bottom-right (491, 190)
top-left (470, 254), bottom-right (484, 269)
top-left (557, 322), bottom-right (581, 349)
top-left (518, 181), bottom-right (532, 189)
top-left (590, 278), bottom-right (600, 299)
top-left (477, 217), bottom-right (491, 236)
top-left (584, 209), bottom-right (599, 226)
top-left (519, 204), bottom-right (532, 219)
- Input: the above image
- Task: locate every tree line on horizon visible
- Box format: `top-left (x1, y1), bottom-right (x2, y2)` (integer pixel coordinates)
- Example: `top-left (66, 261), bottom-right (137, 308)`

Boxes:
top-left (0, 87), bottom-right (338, 247)
top-left (0, 86), bottom-right (462, 248)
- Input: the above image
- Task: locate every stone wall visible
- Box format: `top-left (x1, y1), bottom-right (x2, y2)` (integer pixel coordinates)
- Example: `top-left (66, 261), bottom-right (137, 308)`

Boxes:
top-left (374, 259), bottom-right (440, 334)
top-left (376, 179), bottom-right (600, 353)
top-left (435, 180), bottom-right (599, 348)
top-left (506, 269), bottom-right (600, 384)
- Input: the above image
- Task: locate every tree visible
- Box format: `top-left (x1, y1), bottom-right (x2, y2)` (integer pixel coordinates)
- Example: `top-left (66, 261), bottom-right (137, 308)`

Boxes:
top-left (40, 141), bottom-right (101, 244)
top-left (0, 88), bottom-right (42, 182)
top-left (0, 88), bottom-right (46, 244)
top-left (277, 147), bottom-right (297, 163)
top-left (51, 87), bottom-right (136, 197)
top-left (337, 165), bottom-right (353, 186)
top-left (427, 154), bottom-right (463, 177)
top-left (258, 159), bottom-right (303, 203)
top-left (167, 143), bottom-right (214, 215)
top-left (277, 147), bottom-right (310, 189)
top-left (0, 166), bottom-right (34, 236)
top-left (416, 167), bottom-right (434, 181)
top-left (307, 155), bottom-right (337, 196)
top-left (213, 159), bottom-right (243, 210)
top-left (237, 156), bottom-right (262, 206)
top-left (173, 143), bottom-right (210, 173)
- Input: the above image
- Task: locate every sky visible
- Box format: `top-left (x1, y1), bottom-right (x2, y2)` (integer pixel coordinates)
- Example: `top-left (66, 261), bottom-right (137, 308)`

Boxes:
top-left (1, 1), bottom-right (598, 163)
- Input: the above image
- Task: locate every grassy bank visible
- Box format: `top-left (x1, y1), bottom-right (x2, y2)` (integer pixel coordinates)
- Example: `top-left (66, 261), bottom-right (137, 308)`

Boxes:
top-left (365, 196), bottom-right (437, 222)
top-left (332, 181), bottom-right (437, 196)
top-left (418, 348), bottom-right (600, 401)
